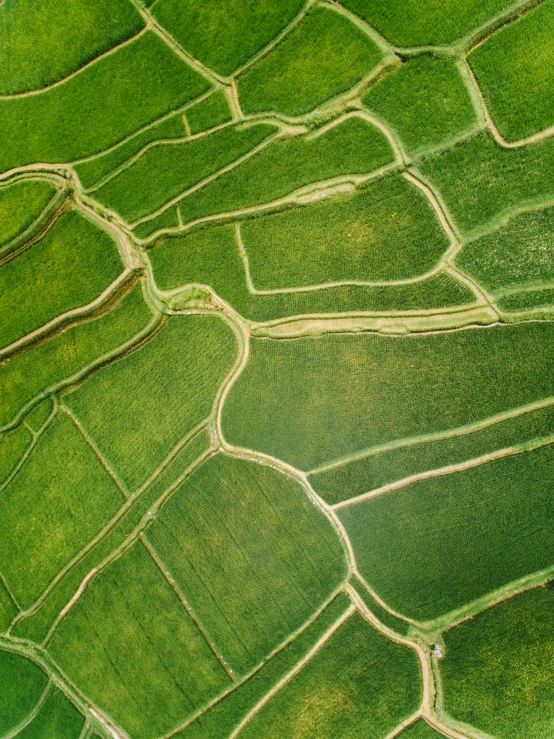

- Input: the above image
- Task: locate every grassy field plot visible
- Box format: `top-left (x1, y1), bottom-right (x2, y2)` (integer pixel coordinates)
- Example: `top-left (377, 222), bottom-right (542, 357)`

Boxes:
top-left (25, 398), bottom-right (54, 433)
top-left (418, 132), bottom-right (554, 236)
top-left (222, 323), bottom-right (554, 471)
top-left (362, 57), bottom-right (476, 157)
top-left (240, 174), bottom-right (450, 287)
top-left (16, 687), bottom-right (84, 739)
top-left (339, 443), bottom-right (554, 621)
top-left (0, 581), bottom-right (17, 632)
top-left (146, 453), bottom-right (346, 675)
top-left (0, 650), bottom-right (48, 735)
top-left (456, 204), bottom-right (554, 296)
top-left (186, 89), bottom-right (233, 135)
top-left (0, 283), bottom-right (154, 428)
top-left (149, 224), bottom-right (473, 319)
top-left (238, 611), bottom-right (420, 739)
top-left (340, 0), bottom-right (514, 47)
top-left (49, 540), bottom-right (230, 739)
top-left (310, 402), bottom-right (554, 503)
top-left (65, 315), bottom-right (236, 490)
top-left (0, 413), bottom-right (124, 609)
top-left (0, 210), bottom-right (122, 350)
top-left (94, 122), bottom-right (277, 223)
top-left (0, 0), bottom-right (142, 94)
top-left (350, 576), bottom-right (411, 636)
top-left (74, 109), bottom-right (188, 190)
top-left (237, 6), bottom-right (383, 117)
top-left (151, 0), bottom-right (305, 76)
top-left (178, 593), bottom-right (351, 739)
top-left (0, 424), bottom-right (32, 485)
top-left (0, 31), bottom-right (209, 173)
top-left (468, 0), bottom-right (554, 141)
top-left (0, 179), bottom-right (58, 251)
top-left (441, 584), bottom-right (554, 738)
top-left (498, 288), bottom-right (554, 313)
top-left (399, 720), bottom-right (446, 738)
top-left (177, 116), bottom-right (395, 225)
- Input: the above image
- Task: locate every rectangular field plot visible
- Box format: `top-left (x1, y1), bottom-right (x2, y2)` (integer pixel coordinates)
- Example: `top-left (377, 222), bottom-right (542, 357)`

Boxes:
top-left (310, 401), bottom-right (554, 504)
top-left (222, 323), bottom-right (554, 471)
top-left (151, 0), bottom-right (305, 76)
top-left (237, 6), bottom-right (383, 117)
top-left (0, 31), bottom-right (210, 173)
top-left (0, 413), bottom-right (124, 609)
top-left (0, 0), bottom-right (143, 95)
top-left (64, 315), bottom-right (237, 491)
top-left (0, 179), bottom-right (58, 250)
top-left (94, 122), bottom-right (277, 223)
top-left (178, 593), bottom-right (351, 739)
top-left (456, 204), bottom-right (554, 297)
top-left (498, 287), bottom-right (554, 314)
top-left (0, 283), bottom-right (154, 428)
top-left (468, 0), bottom-right (554, 141)
top-left (362, 57), bottom-right (476, 157)
top-left (338, 443), bottom-right (554, 622)
top-left (0, 210), bottom-right (123, 350)
top-left (441, 585), bottom-right (554, 739)
top-left (49, 541), bottom-right (231, 739)
top-left (238, 612), bottom-right (421, 739)
top-left (146, 453), bottom-right (346, 675)
top-left (0, 650), bottom-right (49, 735)
top-left (16, 687), bottom-right (84, 739)
top-left (186, 89), bottom-right (232, 135)
top-left (177, 116), bottom-right (395, 226)
top-left (240, 174), bottom-right (450, 287)
top-left (418, 132), bottom-right (554, 236)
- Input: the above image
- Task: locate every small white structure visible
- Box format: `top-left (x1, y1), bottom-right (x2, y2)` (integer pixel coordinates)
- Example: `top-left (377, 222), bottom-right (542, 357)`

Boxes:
top-left (432, 642), bottom-right (443, 658)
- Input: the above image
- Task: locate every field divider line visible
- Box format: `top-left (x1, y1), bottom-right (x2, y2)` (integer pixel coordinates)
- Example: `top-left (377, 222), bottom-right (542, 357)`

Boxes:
top-left (0, 570), bottom-right (23, 615)
top-left (0, 27), bottom-right (150, 101)
top-left (443, 265), bottom-right (494, 307)
top-left (319, 0), bottom-right (394, 54)
top-left (76, 720), bottom-right (92, 739)
top-left (332, 433), bottom-right (554, 510)
top-left (353, 571), bottom-right (421, 628)
top-left (383, 710), bottom-right (423, 739)
top-left (495, 280), bottom-right (554, 298)
top-left (228, 605), bottom-right (355, 739)
top-left (0, 269), bottom-right (136, 362)
top-left (1, 681), bottom-right (53, 739)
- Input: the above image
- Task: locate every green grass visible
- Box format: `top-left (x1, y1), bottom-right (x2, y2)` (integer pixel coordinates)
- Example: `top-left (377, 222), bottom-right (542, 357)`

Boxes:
top-left (146, 453), bottom-right (346, 675)
top-left (49, 540), bottom-right (231, 739)
top-left (239, 612), bottom-right (421, 739)
top-left (17, 688), bottom-right (84, 739)
top-left (468, 0), bottom-right (554, 141)
top-left (0, 283), bottom-right (154, 428)
top-left (0, 0), bottom-right (143, 94)
top-left (498, 288), bottom-right (554, 313)
top-left (151, 0), bottom-right (305, 76)
top-left (340, 0), bottom-right (514, 46)
top-left (441, 585), bottom-right (554, 738)
top-left (25, 398), bottom-right (54, 433)
top-left (362, 57), bottom-right (476, 156)
top-left (0, 580), bottom-right (17, 632)
top-left (186, 89), bottom-right (233, 135)
top-left (65, 315), bottom-right (236, 490)
top-left (222, 323), bottom-right (554, 471)
top-left (0, 180), bottom-right (58, 250)
top-left (457, 205), bottom-right (554, 296)
top-left (0, 413), bottom-right (124, 609)
top-left (0, 425), bottom-right (32, 484)
top-left (178, 116), bottom-right (395, 224)
top-left (133, 205), bottom-right (180, 238)
top-left (238, 6), bottom-right (383, 117)
top-left (241, 174), bottom-right (450, 287)
top-left (339, 443), bottom-right (554, 621)
top-left (0, 210), bottom-right (123, 350)
top-left (350, 576), bottom-right (411, 636)
top-left (74, 109), bottom-right (187, 190)
top-left (310, 402), bottom-right (554, 504)
top-left (418, 131), bottom-right (554, 236)
top-left (149, 224), bottom-right (473, 319)
top-left (178, 593), bottom-right (352, 739)
top-left (0, 31), bottom-right (210, 174)
top-left (399, 720), bottom-right (446, 738)
top-left (14, 429), bottom-right (212, 645)
top-left (94, 122), bottom-right (276, 223)
top-left (0, 649), bottom-right (48, 735)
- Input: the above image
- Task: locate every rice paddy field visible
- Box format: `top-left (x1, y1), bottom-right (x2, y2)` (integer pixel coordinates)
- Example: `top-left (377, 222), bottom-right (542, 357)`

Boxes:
top-left (1, 1), bottom-right (553, 737)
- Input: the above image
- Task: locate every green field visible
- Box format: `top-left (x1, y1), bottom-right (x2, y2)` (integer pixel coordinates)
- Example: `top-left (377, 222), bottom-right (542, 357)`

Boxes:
top-left (0, 650), bottom-right (48, 734)
top-left (441, 585), bottom-right (554, 738)
top-left (498, 287), bottom-right (554, 313)
top-left (0, 424), bottom-right (32, 485)
top-left (16, 687), bottom-right (84, 739)
top-left (339, 443), bottom-right (554, 621)
top-left (146, 453), bottom-right (346, 675)
top-left (362, 57), bottom-right (476, 156)
top-left (0, 179), bottom-right (58, 251)
top-left (468, 0), bottom-right (554, 142)
top-left (186, 89), bottom-right (233, 135)
top-left (237, 6), bottom-right (383, 117)
top-left (239, 612), bottom-right (421, 738)
top-left (399, 720), bottom-right (446, 738)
